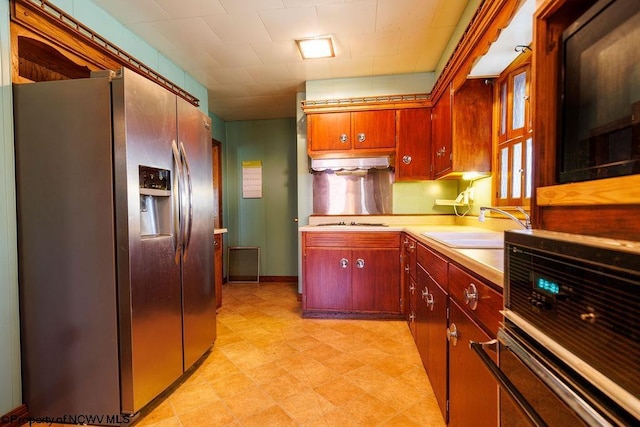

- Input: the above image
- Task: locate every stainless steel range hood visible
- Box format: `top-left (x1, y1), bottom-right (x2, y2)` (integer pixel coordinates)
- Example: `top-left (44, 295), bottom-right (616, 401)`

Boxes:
top-left (310, 156), bottom-right (391, 171)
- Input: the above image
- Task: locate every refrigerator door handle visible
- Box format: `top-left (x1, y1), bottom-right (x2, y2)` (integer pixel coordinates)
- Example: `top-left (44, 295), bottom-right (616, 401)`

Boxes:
top-left (179, 141), bottom-right (194, 255)
top-left (172, 140), bottom-right (184, 260)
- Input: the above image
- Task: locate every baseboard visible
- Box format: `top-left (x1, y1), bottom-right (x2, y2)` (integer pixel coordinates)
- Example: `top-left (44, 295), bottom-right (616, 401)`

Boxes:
top-left (1, 404), bottom-right (29, 427)
top-left (258, 276), bottom-right (298, 283)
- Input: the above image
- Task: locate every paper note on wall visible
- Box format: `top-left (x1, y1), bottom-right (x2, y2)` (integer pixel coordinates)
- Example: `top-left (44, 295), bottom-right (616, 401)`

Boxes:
top-left (242, 160), bottom-right (262, 198)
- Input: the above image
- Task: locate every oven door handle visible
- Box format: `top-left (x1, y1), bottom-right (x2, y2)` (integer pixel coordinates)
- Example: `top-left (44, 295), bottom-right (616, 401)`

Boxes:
top-left (470, 340), bottom-right (547, 427)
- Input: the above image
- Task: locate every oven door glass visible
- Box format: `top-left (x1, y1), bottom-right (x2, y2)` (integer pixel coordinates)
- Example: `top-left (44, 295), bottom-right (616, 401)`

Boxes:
top-left (472, 326), bottom-right (632, 426)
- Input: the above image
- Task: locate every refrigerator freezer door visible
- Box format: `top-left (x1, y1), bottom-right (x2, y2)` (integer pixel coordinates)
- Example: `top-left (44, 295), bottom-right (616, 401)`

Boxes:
top-left (177, 97), bottom-right (216, 370)
top-left (14, 77), bottom-right (121, 418)
top-left (112, 69), bottom-right (183, 413)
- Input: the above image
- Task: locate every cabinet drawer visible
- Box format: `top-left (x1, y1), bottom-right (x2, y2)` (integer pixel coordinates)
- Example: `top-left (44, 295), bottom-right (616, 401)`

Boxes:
top-left (304, 233), bottom-right (349, 247)
top-left (350, 232), bottom-right (400, 248)
top-left (448, 263), bottom-right (502, 336)
top-left (417, 243), bottom-right (448, 288)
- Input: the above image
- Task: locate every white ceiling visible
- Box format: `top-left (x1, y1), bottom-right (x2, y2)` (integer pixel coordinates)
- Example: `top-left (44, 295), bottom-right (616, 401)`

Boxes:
top-left (89, 0), bottom-right (471, 121)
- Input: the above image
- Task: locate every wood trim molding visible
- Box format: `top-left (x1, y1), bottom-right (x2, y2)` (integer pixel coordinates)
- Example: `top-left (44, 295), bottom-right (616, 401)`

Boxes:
top-left (10, 0), bottom-right (199, 106)
top-left (1, 404), bottom-right (29, 427)
top-left (301, 95), bottom-right (430, 114)
top-left (537, 175), bottom-right (640, 206)
top-left (431, 0), bottom-right (525, 103)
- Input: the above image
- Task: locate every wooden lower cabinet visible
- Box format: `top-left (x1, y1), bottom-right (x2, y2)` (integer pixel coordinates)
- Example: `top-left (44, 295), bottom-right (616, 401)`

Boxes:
top-left (409, 241), bottom-right (501, 426)
top-left (448, 300), bottom-right (498, 426)
top-left (416, 265), bottom-right (448, 422)
top-left (304, 247), bottom-right (352, 310)
top-left (302, 232), bottom-right (401, 315)
top-left (214, 233), bottom-right (223, 308)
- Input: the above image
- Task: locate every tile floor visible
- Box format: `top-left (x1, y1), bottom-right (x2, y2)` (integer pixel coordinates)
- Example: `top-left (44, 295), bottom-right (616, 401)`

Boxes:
top-left (31, 282), bottom-right (446, 427)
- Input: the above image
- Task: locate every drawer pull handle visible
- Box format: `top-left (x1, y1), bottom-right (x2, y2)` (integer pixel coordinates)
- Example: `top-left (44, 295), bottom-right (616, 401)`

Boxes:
top-left (446, 323), bottom-right (459, 346)
top-left (402, 155), bottom-right (412, 164)
top-left (464, 283), bottom-right (478, 310)
top-left (339, 133), bottom-right (348, 143)
top-left (340, 258), bottom-right (349, 268)
top-left (356, 258), bottom-right (365, 269)
top-left (357, 132), bottom-right (366, 143)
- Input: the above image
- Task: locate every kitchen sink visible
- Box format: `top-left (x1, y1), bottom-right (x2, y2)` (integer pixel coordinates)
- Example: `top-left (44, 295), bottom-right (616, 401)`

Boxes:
top-left (421, 231), bottom-right (504, 249)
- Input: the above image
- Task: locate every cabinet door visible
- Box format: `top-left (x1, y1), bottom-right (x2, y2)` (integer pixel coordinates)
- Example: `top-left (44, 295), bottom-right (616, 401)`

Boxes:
top-left (417, 266), bottom-right (449, 422)
top-left (432, 89), bottom-right (452, 177)
top-left (396, 108), bottom-right (432, 181)
top-left (214, 234), bottom-right (223, 308)
top-left (352, 110), bottom-right (396, 150)
top-left (415, 265), bottom-right (430, 366)
top-left (448, 300), bottom-right (498, 427)
top-left (352, 248), bottom-right (400, 313)
top-left (305, 248), bottom-right (351, 310)
top-left (308, 112), bottom-right (351, 151)
top-left (429, 280), bottom-right (448, 422)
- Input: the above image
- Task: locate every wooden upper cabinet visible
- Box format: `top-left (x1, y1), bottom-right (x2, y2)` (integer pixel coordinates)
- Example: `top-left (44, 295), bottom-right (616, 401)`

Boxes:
top-left (307, 110), bottom-right (395, 157)
top-left (351, 110), bottom-right (395, 150)
top-left (433, 79), bottom-right (493, 179)
top-left (396, 108), bottom-right (432, 181)
top-left (495, 58), bottom-right (533, 208)
top-left (431, 86), bottom-right (452, 177)
top-left (307, 112), bottom-right (352, 151)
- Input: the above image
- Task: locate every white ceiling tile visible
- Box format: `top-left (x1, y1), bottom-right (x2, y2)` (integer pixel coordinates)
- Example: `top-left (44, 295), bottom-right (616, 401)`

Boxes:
top-left (155, 0), bottom-right (226, 18)
top-left (348, 31), bottom-right (401, 57)
top-left (212, 68), bottom-right (256, 85)
top-left (373, 54), bottom-right (418, 75)
top-left (219, 0), bottom-right (285, 13)
top-left (258, 6), bottom-right (322, 41)
top-left (283, 0), bottom-right (342, 6)
top-left (85, 0), bottom-right (488, 120)
top-left (286, 60), bottom-right (333, 81)
top-left (203, 43), bottom-right (263, 68)
top-left (91, 0), bottom-right (169, 24)
top-left (430, 0), bottom-right (468, 28)
top-left (376, 0), bottom-right (437, 32)
top-left (203, 12), bottom-right (272, 44)
top-left (316, 0), bottom-right (376, 35)
top-left (251, 40), bottom-right (301, 64)
top-left (149, 18), bottom-right (222, 49)
top-left (161, 47), bottom-right (221, 71)
top-left (329, 57), bottom-right (374, 79)
top-left (245, 64), bottom-right (297, 82)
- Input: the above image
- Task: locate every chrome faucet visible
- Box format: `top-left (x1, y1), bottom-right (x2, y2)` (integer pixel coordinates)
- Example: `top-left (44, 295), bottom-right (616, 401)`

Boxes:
top-left (478, 206), bottom-right (532, 229)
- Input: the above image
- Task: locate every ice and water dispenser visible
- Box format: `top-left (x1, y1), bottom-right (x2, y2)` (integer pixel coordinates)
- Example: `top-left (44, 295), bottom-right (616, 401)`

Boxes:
top-left (139, 166), bottom-right (171, 237)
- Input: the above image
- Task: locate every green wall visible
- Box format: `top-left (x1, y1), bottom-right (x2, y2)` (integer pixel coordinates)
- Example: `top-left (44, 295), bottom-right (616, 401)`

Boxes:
top-left (223, 119), bottom-right (298, 277)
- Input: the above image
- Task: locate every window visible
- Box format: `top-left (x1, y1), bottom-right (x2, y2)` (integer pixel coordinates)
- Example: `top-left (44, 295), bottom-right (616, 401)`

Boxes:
top-left (495, 57), bottom-right (532, 208)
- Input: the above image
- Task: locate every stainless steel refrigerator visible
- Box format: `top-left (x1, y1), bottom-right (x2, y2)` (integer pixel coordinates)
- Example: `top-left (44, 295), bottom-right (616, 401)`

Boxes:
top-left (14, 68), bottom-right (216, 422)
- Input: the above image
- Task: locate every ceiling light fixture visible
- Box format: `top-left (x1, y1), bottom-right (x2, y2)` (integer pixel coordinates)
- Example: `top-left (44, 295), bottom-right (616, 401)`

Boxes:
top-left (296, 36), bottom-right (335, 60)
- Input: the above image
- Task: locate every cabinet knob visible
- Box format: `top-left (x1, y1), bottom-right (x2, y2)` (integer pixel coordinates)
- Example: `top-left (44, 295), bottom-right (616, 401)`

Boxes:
top-left (421, 287), bottom-right (429, 301)
top-left (405, 265), bottom-right (410, 273)
top-left (357, 133), bottom-right (366, 143)
top-left (446, 323), bottom-right (459, 346)
top-left (464, 283), bottom-right (478, 310)
top-left (409, 283), bottom-right (415, 293)
top-left (339, 133), bottom-right (348, 143)
top-left (402, 155), bottom-right (412, 165)
top-left (340, 258), bottom-right (349, 268)
top-left (355, 258), bottom-right (365, 269)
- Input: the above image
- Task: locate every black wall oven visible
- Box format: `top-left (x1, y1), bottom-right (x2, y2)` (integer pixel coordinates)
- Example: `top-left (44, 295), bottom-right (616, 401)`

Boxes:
top-left (472, 230), bottom-right (640, 426)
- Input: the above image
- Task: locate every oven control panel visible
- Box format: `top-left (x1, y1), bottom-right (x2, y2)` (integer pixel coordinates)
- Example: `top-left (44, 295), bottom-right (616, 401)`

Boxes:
top-left (503, 230), bottom-right (640, 404)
